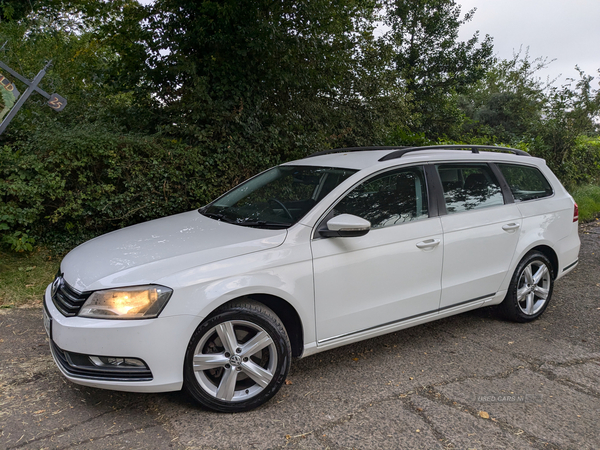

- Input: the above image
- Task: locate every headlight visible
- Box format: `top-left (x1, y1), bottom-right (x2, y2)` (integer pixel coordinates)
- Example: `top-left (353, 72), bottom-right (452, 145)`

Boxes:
top-left (78, 285), bottom-right (173, 319)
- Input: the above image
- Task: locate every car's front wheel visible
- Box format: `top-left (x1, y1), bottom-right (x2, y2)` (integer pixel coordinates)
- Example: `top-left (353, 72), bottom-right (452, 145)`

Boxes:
top-left (183, 300), bottom-right (291, 412)
top-left (500, 251), bottom-right (554, 322)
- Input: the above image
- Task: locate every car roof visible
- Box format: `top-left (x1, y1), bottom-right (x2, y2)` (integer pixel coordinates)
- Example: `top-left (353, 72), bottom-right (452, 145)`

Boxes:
top-left (284, 150), bottom-right (393, 170)
top-left (283, 146), bottom-right (544, 171)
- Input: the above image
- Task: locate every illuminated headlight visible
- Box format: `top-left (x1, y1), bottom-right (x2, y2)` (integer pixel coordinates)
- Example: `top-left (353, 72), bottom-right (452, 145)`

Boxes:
top-left (79, 285), bottom-right (173, 319)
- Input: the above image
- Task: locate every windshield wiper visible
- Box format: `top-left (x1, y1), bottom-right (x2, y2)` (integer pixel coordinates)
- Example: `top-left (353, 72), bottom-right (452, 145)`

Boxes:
top-left (235, 220), bottom-right (290, 229)
top-left (200, 209), bottom-right (289, 228)
top-left (200, 210), bottom-right (236, 223)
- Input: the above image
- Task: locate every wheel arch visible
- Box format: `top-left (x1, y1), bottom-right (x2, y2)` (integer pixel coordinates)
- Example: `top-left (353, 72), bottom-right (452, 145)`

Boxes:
top-left (529, 244), bottom-right (559, 279)
top-left (207, 294), bottom-right (304, 358)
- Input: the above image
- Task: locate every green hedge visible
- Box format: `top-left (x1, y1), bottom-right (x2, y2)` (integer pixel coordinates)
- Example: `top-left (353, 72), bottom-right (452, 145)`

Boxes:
top-left (2, 124), bottom-right (599, 253)
top-left (0, 124), bottom-right (292, 253)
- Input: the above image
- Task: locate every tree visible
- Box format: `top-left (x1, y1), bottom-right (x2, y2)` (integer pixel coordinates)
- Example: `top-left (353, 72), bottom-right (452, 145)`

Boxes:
top-left (458, 50), bottom-right (550, 143)
top-left (457, 51), bottom-right (600, 185)
top-left (383, 0), bottom-right (493, 137)
top-left (0, 0), bottom-right (159, 251)
top-left (0, 0), bottom-right (151, 137)
top-left (532, 68), bottom-right (600, 183)
top-left (142, 1), bottom-right (374, 145)
top-left (1, 0), bottom-right (416, 252)
top-left (0, 0), bottom-right (107, 23)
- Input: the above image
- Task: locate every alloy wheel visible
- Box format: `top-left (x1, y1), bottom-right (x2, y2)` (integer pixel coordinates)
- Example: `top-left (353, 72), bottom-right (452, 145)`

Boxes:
top-left (192, 320), bottom-right (277, 402)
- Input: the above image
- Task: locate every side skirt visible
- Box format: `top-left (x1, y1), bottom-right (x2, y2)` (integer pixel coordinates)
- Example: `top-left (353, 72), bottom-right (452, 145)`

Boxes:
top-left (300, 294), bottom-right (495, 358)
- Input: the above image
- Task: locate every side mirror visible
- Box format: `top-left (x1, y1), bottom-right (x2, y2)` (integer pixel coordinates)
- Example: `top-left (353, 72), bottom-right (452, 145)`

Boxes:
top-left (319, 214), bottom-right (371, 238)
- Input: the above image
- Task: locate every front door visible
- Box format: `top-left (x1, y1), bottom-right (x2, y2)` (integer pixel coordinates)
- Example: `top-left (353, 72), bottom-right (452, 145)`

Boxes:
top-left (311, 165), bottom-right (444, 343)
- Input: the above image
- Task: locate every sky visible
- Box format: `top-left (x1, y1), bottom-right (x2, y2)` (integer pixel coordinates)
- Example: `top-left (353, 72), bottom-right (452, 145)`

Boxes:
top-left (457, 0), bottom-right (600, 86)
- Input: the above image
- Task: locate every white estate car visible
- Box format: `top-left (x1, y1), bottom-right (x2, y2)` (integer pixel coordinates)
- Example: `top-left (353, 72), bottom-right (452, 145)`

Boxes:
top-left (44, 145), bottom-right (580, 412)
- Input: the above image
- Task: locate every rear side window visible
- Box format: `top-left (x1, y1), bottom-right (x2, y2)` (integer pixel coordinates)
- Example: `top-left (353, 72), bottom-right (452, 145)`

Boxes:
top-left (498, 164), bottom-right (553, 201)
top-left (437, 164), bottom-right (504, 214)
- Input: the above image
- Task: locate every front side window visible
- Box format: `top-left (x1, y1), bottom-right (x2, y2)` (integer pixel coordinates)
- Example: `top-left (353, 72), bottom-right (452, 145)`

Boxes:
top-left (437, 164), bottom-right (504, 214)
top-left (201, 165), bottom-right (357, 228)
top-left (333, 166), bottom-right (429, 229)
top-left (497, 164), bottom-right (553, 201)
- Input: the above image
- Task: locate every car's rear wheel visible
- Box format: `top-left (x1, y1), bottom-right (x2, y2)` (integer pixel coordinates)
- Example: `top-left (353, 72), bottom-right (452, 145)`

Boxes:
top-left (183, 301), bottom-right (291, 412)
top-left (500, 251), bottom-right (554, 322)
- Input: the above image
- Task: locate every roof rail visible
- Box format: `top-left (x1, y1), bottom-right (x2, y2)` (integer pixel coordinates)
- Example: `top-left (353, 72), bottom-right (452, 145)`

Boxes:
top-left (378, 145), bottom-right (530, 161)
top-left (305, 146), bottom-right (408, 159)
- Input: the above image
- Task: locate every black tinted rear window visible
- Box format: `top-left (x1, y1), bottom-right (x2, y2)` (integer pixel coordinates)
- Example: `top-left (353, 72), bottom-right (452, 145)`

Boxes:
top-left (436, 163), bottom-right (504, 213)
top-left (498, 164), bottom-right (553, 201)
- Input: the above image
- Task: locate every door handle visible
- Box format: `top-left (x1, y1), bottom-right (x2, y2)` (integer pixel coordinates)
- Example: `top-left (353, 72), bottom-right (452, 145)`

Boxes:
top-left (416, 238), bottom-right (441, 250)
top-left (502, 223), bottom-right (520, 232)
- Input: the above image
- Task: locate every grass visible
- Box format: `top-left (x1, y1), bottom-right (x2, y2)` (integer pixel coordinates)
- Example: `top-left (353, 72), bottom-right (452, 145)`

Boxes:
top-left (0, 248), bottom-right (58, 308)
top-left (571, 183), bottom-right (600, 222)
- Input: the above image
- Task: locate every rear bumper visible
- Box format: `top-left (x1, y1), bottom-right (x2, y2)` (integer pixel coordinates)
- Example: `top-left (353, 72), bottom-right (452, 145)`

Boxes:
top-left (556, 228), bottom-right (580, 280)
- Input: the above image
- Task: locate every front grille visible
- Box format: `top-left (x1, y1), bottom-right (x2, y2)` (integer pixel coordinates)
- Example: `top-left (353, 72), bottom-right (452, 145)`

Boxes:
top-left (51, 275), bottom-right (91, 316)
top-left (50, 341), bottom-right (153, 382)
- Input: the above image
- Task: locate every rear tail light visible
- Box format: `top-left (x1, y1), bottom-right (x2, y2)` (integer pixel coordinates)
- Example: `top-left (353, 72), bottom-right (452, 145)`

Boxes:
top-left (573, 203), bottom-right (579, 222)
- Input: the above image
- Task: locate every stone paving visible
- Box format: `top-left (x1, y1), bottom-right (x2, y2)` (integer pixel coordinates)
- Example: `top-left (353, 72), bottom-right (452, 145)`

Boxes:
top-left (1, 221), bottom-right (598, 449)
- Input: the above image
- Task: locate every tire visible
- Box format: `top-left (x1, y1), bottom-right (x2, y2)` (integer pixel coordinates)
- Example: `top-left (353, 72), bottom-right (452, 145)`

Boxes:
top-left (183, 300), bottom-right (291, 412)
top-left (500, 251), bottom-right (554, 322)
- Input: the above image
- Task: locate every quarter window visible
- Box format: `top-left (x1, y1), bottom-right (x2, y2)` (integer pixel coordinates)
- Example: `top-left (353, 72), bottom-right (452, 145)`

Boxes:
top-left (497, 164), bottom-right (553, 201)
top-left (437, 164), bottom-right (504, 214)
top-left (333, 166), bottom-right (429, 229)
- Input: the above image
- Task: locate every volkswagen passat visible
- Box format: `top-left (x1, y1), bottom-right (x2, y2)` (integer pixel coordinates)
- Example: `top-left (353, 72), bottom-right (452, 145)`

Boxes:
top-left (44, 145), bottom-right (580, 412)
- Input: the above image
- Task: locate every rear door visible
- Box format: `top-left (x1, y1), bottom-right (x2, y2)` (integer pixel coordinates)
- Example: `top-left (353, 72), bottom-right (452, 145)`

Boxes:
top-left (436, 163), bottom-right (522, 309)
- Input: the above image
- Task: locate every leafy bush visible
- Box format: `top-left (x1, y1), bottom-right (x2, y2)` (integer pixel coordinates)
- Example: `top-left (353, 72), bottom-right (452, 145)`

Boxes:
top-left (0, 124), bottom-right (295, 253)
top-left (2, 231), bottom-right (35, 252)
top-left (530, 136), bottom-right (600, 188)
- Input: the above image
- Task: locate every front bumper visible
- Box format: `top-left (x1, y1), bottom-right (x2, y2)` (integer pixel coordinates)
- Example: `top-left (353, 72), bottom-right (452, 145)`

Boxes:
top-left (44, 285), bottom-right (200, 393)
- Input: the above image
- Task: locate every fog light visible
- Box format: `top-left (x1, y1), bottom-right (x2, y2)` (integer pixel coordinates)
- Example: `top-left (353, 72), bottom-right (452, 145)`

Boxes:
top-left (89, 356), bottom-right (147, 368)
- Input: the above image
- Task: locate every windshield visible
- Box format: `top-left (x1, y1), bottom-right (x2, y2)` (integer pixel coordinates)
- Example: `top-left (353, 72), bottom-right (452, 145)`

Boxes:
top-left (200, 165), bottom-right (357, 228)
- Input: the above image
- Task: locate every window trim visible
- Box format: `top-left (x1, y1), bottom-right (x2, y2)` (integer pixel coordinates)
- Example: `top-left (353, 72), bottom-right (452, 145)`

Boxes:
top-left (489, 163), bottom-right (515, 204)
top-left (424, 164), bottom-right (444, 216)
